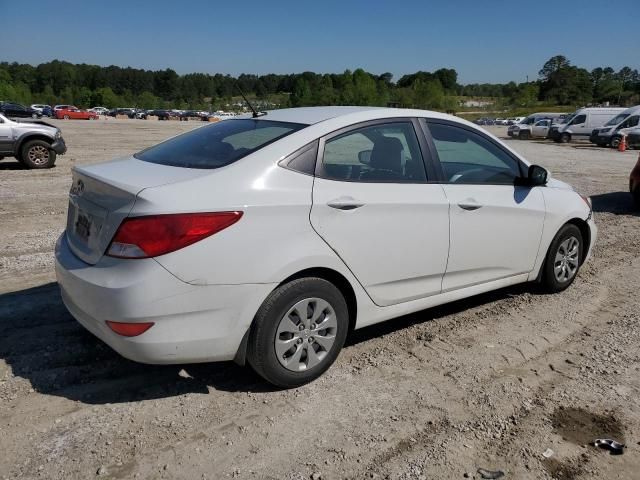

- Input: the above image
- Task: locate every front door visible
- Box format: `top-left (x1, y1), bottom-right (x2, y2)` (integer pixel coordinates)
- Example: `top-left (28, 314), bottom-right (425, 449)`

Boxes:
top-left (424, 120), bottom-right (546, 292)
top-left (532, 119), bottom-right (550, 138)
top-left (0, 118), bottom-right (13, 154)
top-left (310, 120), bottom-right (450, 307)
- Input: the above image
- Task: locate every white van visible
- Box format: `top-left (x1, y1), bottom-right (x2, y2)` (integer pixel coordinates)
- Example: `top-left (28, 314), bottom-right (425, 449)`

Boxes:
top-left (553, 107), bottom-right (625, 143)
top-left (589, 105), bottom-right (640, 147)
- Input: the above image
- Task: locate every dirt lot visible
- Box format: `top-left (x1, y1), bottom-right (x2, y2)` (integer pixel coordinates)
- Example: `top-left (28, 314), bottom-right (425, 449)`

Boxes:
top-left (1, 119), bottom-right (639, 480)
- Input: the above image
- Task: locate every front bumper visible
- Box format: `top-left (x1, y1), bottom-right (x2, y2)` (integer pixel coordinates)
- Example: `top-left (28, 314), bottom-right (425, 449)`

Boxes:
top-left (584, 214), bottom-right (597, 264)
top-left (589, 133), bottom-right (611, 145)
top-left (52, 138), bottom-right (67, 155)
top-left (55, 234), bottom-right (275, 364)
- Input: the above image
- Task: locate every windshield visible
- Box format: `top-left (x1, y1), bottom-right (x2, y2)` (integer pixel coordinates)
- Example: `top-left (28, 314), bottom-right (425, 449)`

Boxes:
top-left (135, 119), bottom-right (306, 169)
top-left (521, 116), bottom-right (536, 125)
top-left (605, 113), bottom-right (629, 127)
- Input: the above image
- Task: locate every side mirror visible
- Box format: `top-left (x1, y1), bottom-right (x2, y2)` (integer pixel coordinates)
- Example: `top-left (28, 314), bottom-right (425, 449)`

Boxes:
top-left (358, 149), bottom-right (372, 165)
top-left (528, 164), bottom-right (548, 186)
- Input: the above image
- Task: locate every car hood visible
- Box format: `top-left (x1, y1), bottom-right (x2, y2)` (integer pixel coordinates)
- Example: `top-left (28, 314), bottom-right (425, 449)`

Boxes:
top-left (12, 119), bottom-right (58, 133)
top-left (546, 177), bottom-right (574, 191)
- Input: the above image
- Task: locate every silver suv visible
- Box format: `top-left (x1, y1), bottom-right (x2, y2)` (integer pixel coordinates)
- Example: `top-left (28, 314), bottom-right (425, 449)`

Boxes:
top-left (0, 113), bottom-right (67, 168)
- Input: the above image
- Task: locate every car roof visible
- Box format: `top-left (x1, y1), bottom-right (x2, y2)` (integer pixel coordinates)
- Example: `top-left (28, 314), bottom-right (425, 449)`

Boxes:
top-left (255, 106), bottom-right (455, 125)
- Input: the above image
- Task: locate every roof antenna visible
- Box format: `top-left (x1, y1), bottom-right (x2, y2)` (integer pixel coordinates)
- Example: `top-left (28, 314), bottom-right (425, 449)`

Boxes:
top-left (235, 82), bottom-right (266, 118)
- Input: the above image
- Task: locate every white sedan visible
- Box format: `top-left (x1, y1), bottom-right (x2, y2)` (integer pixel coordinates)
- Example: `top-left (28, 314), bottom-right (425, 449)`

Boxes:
top-left (55, 106), bottom-right (596, 387)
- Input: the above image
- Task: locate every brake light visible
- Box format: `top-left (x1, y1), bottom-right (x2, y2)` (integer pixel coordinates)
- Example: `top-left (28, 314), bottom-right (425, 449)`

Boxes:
top-left (107, 212), bottom-right (242, 259)
top-left (106, 320), bottom-right (154, 337)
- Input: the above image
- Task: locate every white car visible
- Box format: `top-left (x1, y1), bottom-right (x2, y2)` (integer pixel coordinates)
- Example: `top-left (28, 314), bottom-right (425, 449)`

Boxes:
top-left (89, 107), bottom-right (109, 116)
top-left (55, 106), bottom-right (596, 387)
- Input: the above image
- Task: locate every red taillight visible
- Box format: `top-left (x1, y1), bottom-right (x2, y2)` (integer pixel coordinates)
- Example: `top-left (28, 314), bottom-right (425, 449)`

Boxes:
top-left (107, 212), bottom-right (242, 259)
top-left (106, 320), bottom-right (154, 337)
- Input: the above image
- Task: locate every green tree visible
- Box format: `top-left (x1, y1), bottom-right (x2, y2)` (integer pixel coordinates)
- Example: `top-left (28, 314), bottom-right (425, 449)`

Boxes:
top-left (539, 55), bottom-right (570, 81)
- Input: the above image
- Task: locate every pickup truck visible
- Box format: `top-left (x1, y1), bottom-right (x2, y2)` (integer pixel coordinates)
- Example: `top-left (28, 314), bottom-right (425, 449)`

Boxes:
top-left (0, 113), bottom-right (67, 168)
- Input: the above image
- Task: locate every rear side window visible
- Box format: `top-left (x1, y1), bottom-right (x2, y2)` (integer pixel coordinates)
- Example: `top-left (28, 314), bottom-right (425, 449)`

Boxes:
top-left (135, 119), bottom-right (306, 169)
top-left (320, 122), bottom-right (427, 183)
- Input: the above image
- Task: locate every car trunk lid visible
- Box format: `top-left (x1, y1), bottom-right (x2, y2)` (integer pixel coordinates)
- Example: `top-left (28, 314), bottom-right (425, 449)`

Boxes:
top-left (65, 156), bottom-right (210, 264)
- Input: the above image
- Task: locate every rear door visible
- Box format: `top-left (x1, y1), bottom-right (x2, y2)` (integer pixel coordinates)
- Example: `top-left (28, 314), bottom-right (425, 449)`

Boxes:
top-left (422, 120), bottom-right (545, 292)
top-left (310, 119), bottom-right (450, 307)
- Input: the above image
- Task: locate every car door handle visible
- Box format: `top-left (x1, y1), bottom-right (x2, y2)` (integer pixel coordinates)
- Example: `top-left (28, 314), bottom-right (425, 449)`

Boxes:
top-left (327, 198), bottom-right (365, 210)
top-left (458, 202), bottom-right (483, 211)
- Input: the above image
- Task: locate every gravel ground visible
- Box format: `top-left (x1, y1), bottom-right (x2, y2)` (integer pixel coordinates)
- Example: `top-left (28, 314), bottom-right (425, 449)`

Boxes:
top-left (1, 119), bottom-right (639, 480)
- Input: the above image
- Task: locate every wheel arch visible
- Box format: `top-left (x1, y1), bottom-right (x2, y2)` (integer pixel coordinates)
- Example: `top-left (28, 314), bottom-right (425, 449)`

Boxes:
top-left (233, 267), bottom-right (358, 366)
top-left (566, 217), bottom-right (591, 263)
top-left (15, 134), bottom-right (54, 157)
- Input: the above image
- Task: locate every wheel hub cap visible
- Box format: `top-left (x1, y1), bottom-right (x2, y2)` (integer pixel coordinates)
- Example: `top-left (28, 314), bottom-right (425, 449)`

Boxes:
top-left (275, 298), bottom-right (338, 372)
top-left (554, 236), bottom-right (580, 282)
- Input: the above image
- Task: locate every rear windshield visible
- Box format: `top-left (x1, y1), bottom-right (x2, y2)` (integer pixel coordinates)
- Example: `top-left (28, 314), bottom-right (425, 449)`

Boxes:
top-left (135, 119), bottom-right (306, 169)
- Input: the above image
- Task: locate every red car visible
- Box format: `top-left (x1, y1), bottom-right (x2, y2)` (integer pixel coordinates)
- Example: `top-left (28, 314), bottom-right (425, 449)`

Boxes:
top-left (631, 153), bottom-right (640, 208)
top-left (55, 106), bottom-right (98, 120)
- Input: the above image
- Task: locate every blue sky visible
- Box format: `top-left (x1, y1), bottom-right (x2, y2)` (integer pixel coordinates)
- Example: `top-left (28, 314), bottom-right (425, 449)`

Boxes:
top-left (3, 0), bottom-right (639, 84)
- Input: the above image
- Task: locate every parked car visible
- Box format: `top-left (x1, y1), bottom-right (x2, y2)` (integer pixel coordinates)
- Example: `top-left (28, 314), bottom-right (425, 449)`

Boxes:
top-left (589, 105), bottom-right (640, 148)
top-left (630, 151), bottom-right (640, 207)
top-left (53, 105), bottom-right (73, 115)
top-left (147, 109), bottom-right (176, 120)
top-left (31, 104), bottom-right (54, 117)
top-left (0, 113), bottom-right (66, 168)
top-left (474, 117), bottom-right (495, 126)
top-left (88, 107), bottom-right (110, 116)
top-left (508, 113), bottom-right (565, 139)
top-left (179, 110), bottom-right (207, 121)
top-left (55, 106), bottom-right (596, 387)
top-left (55, 106), bottom-right (98, 120)
top-left (552, 107), bottom-right (625, 143)
top-left (0, 102), bottom-right (42, 119)
top-left (507, 117), bottom-right (524, 125)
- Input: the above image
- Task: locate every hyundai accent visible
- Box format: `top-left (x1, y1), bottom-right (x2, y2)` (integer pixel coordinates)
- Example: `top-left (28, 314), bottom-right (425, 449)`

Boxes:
top-left (55, 107), bottom-right (596, 387)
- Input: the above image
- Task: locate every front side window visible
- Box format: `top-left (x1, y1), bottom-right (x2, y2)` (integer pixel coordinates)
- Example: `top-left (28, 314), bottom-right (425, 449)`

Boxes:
top-left (620, 115), bottom-right (639, 129)
top-left (569, 114), bottom-right (586, 125)
top-left (135, 119), bottom-right (305, 169)
top-left (320, 122), bottom-right (426, 183)
top-left (428, 123), bottom-right (522, 185)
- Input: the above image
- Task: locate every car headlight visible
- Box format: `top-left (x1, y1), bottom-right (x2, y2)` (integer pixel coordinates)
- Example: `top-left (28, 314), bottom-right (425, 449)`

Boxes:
top-left (55, 130), bottom-right (62, 139)
top-left (600, 127), bottom-right (612, 133)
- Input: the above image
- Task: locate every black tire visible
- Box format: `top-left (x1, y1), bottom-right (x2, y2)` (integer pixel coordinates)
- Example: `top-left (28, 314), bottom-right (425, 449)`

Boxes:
top-left (247, 277), bottom-right (349, 388)
top-left (559, 133), bottom-right (571, 143)
top-left (542, 224), bottom-right (583, 293)
top-left (519, 130), bottom-right (531, 140)
top-left (20, 140), bottom-right (56, 169)
top-left (610, 137), bottom-right (621, 149)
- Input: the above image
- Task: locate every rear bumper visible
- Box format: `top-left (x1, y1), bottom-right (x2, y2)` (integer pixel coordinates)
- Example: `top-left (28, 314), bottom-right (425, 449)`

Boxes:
top-left (55, 234), bottom-right (275, 364)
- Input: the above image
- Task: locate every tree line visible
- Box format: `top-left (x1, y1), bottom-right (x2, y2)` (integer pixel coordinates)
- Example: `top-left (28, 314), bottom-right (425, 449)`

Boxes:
top-left (0, 56), bottom-right (638, 111)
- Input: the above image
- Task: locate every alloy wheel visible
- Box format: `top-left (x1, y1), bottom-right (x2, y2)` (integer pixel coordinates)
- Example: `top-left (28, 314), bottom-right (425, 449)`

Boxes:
top-left (27, 145), bottom-right (50, 166)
